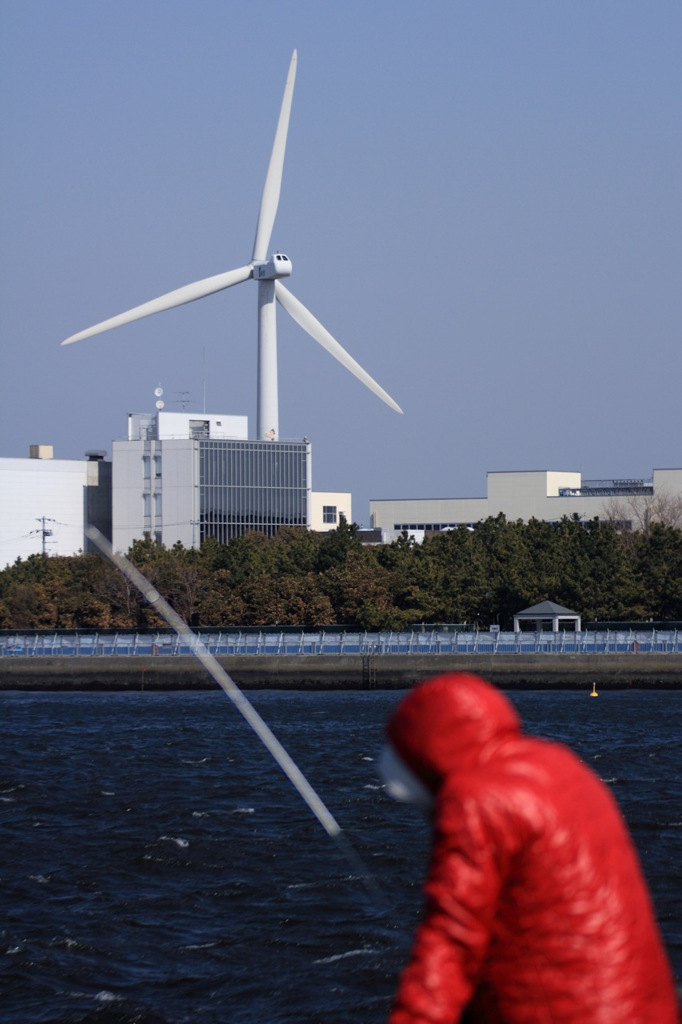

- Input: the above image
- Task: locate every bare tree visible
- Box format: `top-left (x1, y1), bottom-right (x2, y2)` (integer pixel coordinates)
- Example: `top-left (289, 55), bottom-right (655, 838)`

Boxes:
top-left (602, 491), bottom-right (682, 534)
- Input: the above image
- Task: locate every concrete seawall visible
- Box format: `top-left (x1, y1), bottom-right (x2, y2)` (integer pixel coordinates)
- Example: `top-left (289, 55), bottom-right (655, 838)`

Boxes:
top-left (1, 653), bottom-right (682, 690)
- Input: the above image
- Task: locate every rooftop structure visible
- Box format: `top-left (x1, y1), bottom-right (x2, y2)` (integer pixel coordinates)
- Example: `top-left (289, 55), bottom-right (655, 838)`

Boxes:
top-left (370, 468), bottom-right (682, 532)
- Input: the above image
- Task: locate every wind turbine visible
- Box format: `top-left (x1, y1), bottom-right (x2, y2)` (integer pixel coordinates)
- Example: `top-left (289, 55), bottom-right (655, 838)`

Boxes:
top-left (62, 50), bottom-right (402, 440)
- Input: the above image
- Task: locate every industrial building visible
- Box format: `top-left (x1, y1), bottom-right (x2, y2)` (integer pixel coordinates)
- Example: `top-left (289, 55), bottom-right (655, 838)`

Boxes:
top-left (0, 407), bottom-right (351, 566)
top-left (0, 446), bottom-right (112, 566)
top-left (4, 424), bottom-right (680, 568)
top-left (369, 468), bottom-right (682, 533)
top-left (112, 408), bottom-right (350, 552)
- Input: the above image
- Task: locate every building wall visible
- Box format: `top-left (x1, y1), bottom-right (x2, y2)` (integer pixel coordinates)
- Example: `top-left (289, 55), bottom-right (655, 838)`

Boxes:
top-left (161, 442), bottom-right (200, 548)
top-left (0, 455), bottom-right (111, 566)
top-left (369, 494), bottom-right (488, 531)
top-left (486, 471), bottom-right (583, 520)
top-left (112, 439), bottom-right (146, 553)
top-left (85, 459), bottom-right (112, 551)
top-left (198, 439), bottom-right (310, 543)
top-left (154, 411), bottom-right (248, 441)
top-left (653, 468), bottom-right (682, 494)
top-left (112, 431), bottom-right (312, 551)
top-left (309, 492), bottom-right (352, 532)
top-left (370, 469), bottom-right (682, 531)
top-left (112, 439), bottom-right (198, 552)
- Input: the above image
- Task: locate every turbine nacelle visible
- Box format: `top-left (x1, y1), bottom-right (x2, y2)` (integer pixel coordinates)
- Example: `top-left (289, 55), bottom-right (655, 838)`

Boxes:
top-left (252, 253), bottom-right (293, 281)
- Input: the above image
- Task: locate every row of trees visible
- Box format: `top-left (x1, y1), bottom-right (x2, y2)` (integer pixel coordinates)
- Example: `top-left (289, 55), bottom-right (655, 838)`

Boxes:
top-left (1, 515), bottom-right (681, 631)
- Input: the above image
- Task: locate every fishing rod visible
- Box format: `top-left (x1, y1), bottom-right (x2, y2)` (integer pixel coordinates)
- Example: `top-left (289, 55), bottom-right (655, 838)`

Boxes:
top-left (86, 526), bottom-right (384, 905)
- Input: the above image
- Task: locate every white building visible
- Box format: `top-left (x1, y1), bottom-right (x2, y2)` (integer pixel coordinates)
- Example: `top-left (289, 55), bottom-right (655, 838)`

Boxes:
top-left (0, 446), bottom-right (111, 567)
top-left (370, 468), bottom-right (682, 532)
top-left (113, 409), bottom-right (351, 552)
top-left (0, 410), bottom-right (353, 565)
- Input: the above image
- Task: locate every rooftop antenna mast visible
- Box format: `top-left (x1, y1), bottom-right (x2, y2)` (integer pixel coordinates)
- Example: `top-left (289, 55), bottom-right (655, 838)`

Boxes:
top-left (175, 391), bottom-right (192, 410)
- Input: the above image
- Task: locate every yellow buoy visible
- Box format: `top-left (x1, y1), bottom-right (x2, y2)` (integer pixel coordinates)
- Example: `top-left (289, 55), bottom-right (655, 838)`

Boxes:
top-left (590, 682), bottom-right (598, 697)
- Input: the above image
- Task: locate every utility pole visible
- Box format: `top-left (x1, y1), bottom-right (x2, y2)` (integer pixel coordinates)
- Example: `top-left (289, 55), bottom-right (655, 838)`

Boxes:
top-left (36, 517), bottom-right (55, 555)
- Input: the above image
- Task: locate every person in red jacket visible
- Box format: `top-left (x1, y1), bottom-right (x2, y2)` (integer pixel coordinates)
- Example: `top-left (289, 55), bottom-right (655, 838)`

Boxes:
top-left (379, 672), bottom-right (678, 1024)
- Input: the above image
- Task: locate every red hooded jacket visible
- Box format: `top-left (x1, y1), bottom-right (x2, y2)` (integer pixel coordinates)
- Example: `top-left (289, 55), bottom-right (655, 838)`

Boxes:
top-left (386, 673), bottom-right (677, 1024)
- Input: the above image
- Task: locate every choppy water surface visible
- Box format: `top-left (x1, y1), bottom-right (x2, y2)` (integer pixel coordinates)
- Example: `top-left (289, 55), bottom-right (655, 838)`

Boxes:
top-left (1, 689), bottom-right (680, 1023)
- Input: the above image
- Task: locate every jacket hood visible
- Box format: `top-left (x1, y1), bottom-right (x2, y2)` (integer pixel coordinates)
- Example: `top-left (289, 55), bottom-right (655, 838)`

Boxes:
top-left (385, 673), bottom-right (521, 792)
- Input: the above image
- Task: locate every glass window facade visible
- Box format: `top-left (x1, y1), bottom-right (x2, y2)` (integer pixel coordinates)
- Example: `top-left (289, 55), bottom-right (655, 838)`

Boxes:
top-left (199, 440), bottom-right (309, 543)
top-left (322, 505), bottom-right (337, 524)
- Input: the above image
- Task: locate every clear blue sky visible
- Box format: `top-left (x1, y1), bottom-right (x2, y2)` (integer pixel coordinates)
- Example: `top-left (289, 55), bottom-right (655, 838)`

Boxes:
top-left (2, 1), bottom-right (680, 525)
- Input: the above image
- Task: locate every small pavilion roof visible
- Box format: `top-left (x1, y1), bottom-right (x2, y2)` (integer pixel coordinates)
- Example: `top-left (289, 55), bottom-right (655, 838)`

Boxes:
top-left (515, 600), bottom-right (579, 617)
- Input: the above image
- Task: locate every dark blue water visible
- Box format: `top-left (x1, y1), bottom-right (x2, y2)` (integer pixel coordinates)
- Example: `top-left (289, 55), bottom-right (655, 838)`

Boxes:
top-left (1, 689), bottom-right (680, 1023)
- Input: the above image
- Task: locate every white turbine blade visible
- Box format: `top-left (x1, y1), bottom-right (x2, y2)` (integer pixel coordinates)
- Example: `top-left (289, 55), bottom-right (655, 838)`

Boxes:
top-left (276, 282), bottom-right (403, 414)
top-left (62, 265), bottom-right (253, 345)
top-left (252, 50), bottom-right (297, 264)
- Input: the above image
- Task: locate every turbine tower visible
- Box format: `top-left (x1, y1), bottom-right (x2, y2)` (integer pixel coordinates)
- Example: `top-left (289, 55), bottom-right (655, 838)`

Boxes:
top-left (62, 51), bottom-right (402, 440)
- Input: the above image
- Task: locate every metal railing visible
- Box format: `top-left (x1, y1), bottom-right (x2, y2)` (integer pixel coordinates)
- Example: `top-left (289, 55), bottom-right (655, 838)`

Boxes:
top-left (1, 629), bottom-right (680, 657)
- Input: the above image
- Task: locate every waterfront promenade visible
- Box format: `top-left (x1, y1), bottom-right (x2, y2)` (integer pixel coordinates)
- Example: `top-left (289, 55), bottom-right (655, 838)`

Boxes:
top-left (1, 629), bottom-right (681, 690)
